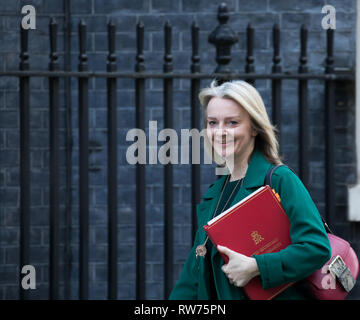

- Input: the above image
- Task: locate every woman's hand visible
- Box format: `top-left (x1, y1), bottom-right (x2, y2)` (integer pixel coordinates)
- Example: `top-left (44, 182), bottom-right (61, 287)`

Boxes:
top-left (217, 245), bottom-right (260, 287)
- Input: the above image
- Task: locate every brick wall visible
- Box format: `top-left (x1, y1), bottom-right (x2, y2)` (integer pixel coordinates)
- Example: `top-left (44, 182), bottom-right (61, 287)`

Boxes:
top-left (0, 0), bottom-right (358, 299)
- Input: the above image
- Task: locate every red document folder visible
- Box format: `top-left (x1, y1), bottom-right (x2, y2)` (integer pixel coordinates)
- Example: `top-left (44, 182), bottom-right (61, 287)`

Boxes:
top-left (203, 185), bottom-right (293, 300)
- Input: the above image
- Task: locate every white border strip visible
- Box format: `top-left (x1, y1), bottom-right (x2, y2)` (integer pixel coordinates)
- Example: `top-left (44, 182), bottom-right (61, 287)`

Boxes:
top-left (347, 0), bottom-right (360, 221)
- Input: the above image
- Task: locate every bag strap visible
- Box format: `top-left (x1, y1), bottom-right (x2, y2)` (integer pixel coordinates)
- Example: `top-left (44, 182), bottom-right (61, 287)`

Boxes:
top-left (265, 164), bottom-right (333, 234)
top-left (265, 164), bottom-right (284, 187)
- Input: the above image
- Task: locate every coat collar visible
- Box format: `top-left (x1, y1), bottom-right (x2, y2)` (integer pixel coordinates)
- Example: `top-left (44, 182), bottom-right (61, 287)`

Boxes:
top-left (202, 147), bottom-right (272, 201)
top-left (242, 147), bottom-right (273, 189)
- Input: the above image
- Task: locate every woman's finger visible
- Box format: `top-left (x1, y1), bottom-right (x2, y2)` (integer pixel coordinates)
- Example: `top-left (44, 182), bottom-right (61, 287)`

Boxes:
top-left (217, 245), bottom-right (236, 258)
top-left (221, 264), bottom-right (229, 274)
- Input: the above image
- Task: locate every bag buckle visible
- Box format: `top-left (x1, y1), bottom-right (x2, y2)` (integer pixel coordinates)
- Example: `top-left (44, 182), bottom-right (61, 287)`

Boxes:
top-left (328, 255), bottom-right (356, 292)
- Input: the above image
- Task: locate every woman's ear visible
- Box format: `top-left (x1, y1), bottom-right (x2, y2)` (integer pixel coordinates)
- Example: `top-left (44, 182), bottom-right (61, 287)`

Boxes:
top-left (250, 122), bottom-right (258, 137)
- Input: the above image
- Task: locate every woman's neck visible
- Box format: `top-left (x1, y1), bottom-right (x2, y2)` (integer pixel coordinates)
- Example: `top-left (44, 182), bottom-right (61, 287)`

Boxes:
top-left (227, 145), bottom-right (254, 182)
top-left (229, 161), bottom-right (248, 182)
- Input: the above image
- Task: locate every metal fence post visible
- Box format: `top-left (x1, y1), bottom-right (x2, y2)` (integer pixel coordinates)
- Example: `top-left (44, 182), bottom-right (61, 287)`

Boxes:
top-left (49, 17), bottom-right (60, 300)
top-left (78, 19), bottom-right (89, 300)
top-left (208, 3), bottom-right (238, 82)
top-left (135, 21), bottom-right (147, 300)
top-left (106, 20), bottom-right (118, 300)
top-left (163, 20), bottom-right (174, 300)
top-left (19, 24), bottom-right (30, 301)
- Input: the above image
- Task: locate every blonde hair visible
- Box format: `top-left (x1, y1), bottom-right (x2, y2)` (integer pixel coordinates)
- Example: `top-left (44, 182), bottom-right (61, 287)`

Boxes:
top-left (199, 80), bottom-right (282, 166)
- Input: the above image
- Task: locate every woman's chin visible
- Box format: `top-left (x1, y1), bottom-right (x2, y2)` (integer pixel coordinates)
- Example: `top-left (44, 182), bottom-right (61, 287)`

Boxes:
top-left (215, 148), bottom-right (234, 160)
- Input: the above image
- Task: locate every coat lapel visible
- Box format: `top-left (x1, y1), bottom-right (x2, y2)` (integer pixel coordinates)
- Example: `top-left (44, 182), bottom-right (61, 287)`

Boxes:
top-left (228, 148), bottom-right (273, 207)
top-left (196, 173), bottom-right (229, 245)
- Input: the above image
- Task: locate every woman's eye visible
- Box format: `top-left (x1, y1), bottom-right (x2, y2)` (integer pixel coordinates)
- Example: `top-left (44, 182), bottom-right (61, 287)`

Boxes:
top-left (230, 121), bottom-right (238, 125)
top-left (208, 121), bottom-right (216, 126)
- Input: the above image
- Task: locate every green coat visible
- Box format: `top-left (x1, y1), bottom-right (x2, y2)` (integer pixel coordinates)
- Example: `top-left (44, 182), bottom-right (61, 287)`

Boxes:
top-left (169, 148), bottom-right (331, 300)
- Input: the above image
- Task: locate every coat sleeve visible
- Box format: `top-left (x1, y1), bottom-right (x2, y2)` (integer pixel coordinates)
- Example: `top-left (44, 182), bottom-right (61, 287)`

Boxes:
top-left (168, 227), bottom-right (201, 299)
top-left (253, 166), bottom-right (331, 290)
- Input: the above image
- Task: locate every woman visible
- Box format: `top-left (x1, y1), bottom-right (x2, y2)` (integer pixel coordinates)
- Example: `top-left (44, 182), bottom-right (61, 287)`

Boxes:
top-left (169, 80), bottom-right (331, 300)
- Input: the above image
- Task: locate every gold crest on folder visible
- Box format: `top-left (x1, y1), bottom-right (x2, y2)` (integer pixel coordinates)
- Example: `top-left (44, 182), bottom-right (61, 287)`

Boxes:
top-left (251, 231), bottom-right (264, 245)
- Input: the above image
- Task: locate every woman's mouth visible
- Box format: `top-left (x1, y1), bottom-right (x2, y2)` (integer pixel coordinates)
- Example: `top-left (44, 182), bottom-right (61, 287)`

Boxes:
top-left (215, 140), bottom-right (233, 145)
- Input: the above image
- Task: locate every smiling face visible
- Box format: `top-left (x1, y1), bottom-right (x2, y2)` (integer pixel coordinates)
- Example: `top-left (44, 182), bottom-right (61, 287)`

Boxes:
top-left (206, 96), bottom-right (257, 161)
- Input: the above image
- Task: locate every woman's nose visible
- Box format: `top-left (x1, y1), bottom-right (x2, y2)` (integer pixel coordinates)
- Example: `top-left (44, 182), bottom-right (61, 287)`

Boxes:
top-left (215, 128), bottom-right (228, 138)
